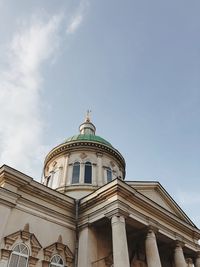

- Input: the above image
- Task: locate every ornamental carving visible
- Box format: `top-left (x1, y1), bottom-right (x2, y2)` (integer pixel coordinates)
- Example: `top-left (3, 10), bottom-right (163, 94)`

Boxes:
top-left (42, 236), bottom-right (74, 267)
top-left (80, 152), bottom-right (88, 159)
top-left (1, 223), bottom-right (42, 266)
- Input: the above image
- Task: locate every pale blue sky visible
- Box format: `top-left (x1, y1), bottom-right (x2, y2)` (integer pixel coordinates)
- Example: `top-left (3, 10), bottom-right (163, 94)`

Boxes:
top-left (0, 0), bottom-right (200, 226)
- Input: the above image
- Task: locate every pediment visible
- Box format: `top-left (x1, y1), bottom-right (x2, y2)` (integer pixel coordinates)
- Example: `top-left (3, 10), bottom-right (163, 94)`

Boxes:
top-left (126, 181), bottom-right (194, 226)
top-left (1, 226), bottom-right (42, 263)
top-left (4, 229), bottom-right (42, 255)
top-left (43, 239), bottom-right (73, 265)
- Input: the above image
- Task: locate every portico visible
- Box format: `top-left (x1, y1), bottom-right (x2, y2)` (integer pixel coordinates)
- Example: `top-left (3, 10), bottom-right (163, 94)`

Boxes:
top-left (77, 178), bottom-right (200, 267)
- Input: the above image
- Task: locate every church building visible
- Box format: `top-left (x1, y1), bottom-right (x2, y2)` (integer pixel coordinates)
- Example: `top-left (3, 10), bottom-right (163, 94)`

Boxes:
top-left (0, 116), bottom-right (200, 267)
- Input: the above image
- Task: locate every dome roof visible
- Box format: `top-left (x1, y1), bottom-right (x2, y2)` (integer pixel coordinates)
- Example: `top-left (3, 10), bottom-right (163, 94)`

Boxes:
top-left (63, 134), bottom-right (112, 147)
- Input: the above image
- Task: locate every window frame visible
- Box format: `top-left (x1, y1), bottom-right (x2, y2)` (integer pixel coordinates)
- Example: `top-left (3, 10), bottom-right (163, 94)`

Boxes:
top-left (71, 161), bottom-right (80, 184)
top-left (49, 254), bottom-right (64, 267)
top-left (84, 161), bottom-right (92, 184)
top-left (106, 167), bottom-right (112, 182)
top-left (8, 243), bottom-right (29, 267)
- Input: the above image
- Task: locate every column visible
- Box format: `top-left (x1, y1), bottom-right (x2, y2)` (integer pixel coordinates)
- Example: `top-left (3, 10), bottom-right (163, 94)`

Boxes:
top-left (174, 241), bottom-right (186, 267)
top-left (77, 226), bottom-right (97, 267)
top-left (97, 153), bottom-right (103, 186)
top-left (111, 215), bottom-right (130, 267)
top-left (186, 258), bottom-right (193, 267)
top-left (145, 227), bottom-right (162, 267)
top-left (195, 252), bottom-right (200, 267)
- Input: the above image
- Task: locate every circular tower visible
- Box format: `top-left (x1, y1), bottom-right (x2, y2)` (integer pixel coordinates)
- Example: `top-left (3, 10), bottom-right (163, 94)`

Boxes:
top-left (42, 117), bottom-right (126, 198)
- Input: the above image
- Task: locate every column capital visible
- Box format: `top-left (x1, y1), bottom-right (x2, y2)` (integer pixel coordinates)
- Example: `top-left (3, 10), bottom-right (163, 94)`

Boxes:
top-left (146, 225), bottom-right (159, 234)
top-left (174, 240), bottom-right (185, 248)
top-left (111, 215), bottom-right (125, 224)
top-left (105, 208), bottom-right (129, 220)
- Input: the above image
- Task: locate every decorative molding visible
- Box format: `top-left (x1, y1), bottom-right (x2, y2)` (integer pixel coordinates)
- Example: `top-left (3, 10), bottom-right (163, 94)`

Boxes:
top-left (80, 152), bottom-right (88, 159)
top-left (1, 227), bottom-right (42, 266)
top-left (110, 161), bottom-right (115, 168)
top-left (43, 239), bottom-right (74, 267)
top-left (44, 141), bottom-right (126, 178)
top-left (1, 249), bottom-right (11, 260)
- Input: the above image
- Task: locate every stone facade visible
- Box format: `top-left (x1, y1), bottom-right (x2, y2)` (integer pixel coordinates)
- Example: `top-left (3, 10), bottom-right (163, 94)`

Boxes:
top-left (0, 118), bottom-right (200, 267)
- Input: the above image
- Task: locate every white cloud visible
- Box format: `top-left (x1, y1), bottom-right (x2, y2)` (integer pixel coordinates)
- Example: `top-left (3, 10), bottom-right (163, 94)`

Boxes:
top-left (177, 191), bottom-right (200, 205)
top-left (0, 14), bottom-right (62, 178)
top-left (66, 0), bottom-right (89, 34)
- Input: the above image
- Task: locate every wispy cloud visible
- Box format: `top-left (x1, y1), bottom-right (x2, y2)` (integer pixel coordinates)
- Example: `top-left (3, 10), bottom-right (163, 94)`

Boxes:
top-left (0, 1), bottom-right (90, 179)
top-left (176, 190), bottom-right (200, 226)
top-left (0, 14), bottom-right (62, 178)
top-left (177, 191), bottom-right (200, 205)
top-left (66, 0), bottom-right (89, 34)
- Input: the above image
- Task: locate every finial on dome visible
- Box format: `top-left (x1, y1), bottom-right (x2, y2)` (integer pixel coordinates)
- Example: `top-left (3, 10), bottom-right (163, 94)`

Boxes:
top-left (79, 110), bottom-right (96, 135)
top-left (85, 109), bottom-right (91, 122)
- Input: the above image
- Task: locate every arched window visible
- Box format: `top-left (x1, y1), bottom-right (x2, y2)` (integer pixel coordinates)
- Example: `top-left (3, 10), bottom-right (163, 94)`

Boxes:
top-left (84, 161), bottom-right (92, 183)
top-left (50, 255), bottom-right (64, 267)
top-left (8, 243), bottom-right (29, 267)
top-left (72, 162), bottom-right (80, 184)
top-left (107, 167), bottom-right (112, 182)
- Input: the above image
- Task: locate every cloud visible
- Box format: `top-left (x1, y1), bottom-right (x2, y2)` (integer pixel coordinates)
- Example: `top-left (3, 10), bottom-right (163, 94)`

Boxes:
top-left (0, 14), bottom-right (62, 178)
top-left (176, 191), bottom-right (200, 226)
top-left (66, 0), bottom-right (89, 34)
top-left (177, 191), bottom-right (200, 205)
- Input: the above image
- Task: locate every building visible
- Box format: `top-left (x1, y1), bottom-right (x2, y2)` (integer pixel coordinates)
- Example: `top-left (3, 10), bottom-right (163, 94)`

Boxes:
top-left (0, 116), bottom-right (200, 267)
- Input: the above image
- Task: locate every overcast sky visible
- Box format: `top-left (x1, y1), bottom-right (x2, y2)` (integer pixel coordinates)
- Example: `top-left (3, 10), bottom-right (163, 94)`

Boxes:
top-left (0, 0), bottom-right (200, 226)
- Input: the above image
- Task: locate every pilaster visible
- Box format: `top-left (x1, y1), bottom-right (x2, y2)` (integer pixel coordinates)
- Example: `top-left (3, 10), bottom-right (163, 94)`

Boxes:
top-left (97, 153), bottom-right (103, 186)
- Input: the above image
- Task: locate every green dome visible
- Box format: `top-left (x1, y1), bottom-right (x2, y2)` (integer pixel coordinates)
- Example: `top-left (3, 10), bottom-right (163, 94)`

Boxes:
top-left (63, 134), bottom-right (112, 147)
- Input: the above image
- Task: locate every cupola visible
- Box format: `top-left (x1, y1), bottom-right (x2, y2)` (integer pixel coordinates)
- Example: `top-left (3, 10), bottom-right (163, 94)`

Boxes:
top-left (42, 115), bottom-right (126, 199)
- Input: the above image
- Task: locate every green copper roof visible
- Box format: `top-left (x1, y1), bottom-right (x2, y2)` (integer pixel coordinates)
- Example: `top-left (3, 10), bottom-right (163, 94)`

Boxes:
top-left (63, 134), bottom-right (112, 147)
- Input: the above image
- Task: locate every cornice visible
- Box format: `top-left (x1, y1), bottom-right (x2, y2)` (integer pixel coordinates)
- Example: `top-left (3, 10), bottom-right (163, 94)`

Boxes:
top-left (44, 141), bottom-right (126, 177)
top-left (0, 164), bottom-right (74, 206)
top-left (0, 187), bottom-right (19, 207)
top-left (0, 165), bottom-right (76, 228)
